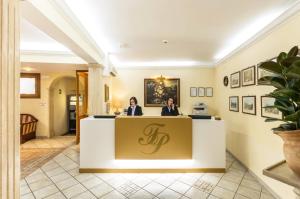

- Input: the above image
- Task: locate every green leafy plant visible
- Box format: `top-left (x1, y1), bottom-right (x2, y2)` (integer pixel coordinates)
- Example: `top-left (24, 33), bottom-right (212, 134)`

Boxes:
top-left (258, 46), bottom-right (300, 131)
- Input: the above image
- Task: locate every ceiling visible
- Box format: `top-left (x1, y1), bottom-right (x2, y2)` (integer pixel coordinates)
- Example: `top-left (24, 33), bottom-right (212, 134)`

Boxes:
top-left (21, 0), bottom-right (300, 68)
top-left (63, 0), bottom-right (299, 67)
top-left (20, 19), bottom-right (71, 52)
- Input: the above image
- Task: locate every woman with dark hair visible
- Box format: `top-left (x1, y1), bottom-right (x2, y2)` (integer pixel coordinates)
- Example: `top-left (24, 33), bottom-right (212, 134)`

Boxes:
top-left (161, 97), bottom-right (179, 116)
top-left (127, 97), bottom-right (143, 116)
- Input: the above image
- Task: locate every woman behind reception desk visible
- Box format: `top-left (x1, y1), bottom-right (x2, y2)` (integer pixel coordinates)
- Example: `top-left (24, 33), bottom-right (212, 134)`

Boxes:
top-left (127, 96), bottom-right (143, 116)
top-left (161, 97), bottom-right (179, 116)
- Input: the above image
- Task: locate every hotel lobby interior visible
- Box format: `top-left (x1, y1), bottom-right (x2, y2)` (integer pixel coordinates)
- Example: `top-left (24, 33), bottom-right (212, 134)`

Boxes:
top-left (1, 0), bottom-right (300, 199)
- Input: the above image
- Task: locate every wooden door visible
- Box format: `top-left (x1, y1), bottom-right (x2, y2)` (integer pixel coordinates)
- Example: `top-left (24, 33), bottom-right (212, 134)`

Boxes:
top-left (76, 70), bottom-right (88, 144)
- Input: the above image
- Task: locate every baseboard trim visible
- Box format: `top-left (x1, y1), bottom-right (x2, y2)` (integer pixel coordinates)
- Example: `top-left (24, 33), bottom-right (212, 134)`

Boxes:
top-left (226, 150), bottom-right (281, 199)
top-left (79, 168), bottom-right (225, 173)
top-left (36, 136), bottom-right (49, 139)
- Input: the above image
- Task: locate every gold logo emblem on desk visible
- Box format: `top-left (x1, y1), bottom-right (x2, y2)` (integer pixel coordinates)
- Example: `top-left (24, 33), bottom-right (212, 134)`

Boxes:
top-left (138, 123), bottom-right (170, 154)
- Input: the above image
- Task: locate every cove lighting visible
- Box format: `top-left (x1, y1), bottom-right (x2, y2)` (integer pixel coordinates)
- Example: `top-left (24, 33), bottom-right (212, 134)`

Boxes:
top-left (64, 0), bottom-right (111, 54)
top-left (20, 42), bottom-right (71, 52)
top-left (109, 55), bottom-right (211, 68)
top-left (114, 61), bottom-right (210, 68)
top-left (64, 1), bottom-right (211, 68)
top-left (214, 7), bottom-right (291, 61)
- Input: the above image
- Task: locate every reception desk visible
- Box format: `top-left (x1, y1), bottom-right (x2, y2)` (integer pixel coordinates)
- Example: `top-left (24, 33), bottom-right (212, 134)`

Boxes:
top-left (80, 116), bottom-right (225, 173)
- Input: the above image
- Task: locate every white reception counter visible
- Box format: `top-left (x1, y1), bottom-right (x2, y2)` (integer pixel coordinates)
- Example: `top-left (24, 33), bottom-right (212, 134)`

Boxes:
top-left (80, 116), bottom-right (225, 173)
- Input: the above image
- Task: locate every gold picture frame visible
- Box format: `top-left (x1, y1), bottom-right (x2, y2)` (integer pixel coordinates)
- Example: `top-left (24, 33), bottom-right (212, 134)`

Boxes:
top-left (144, 78), bottom-right (180, 107)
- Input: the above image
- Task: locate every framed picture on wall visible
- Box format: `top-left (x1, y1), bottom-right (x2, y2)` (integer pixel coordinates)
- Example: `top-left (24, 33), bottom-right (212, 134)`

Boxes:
top-left (230, 71), bottom-right (240, 88)
top-left (242, 65), bottom-right (256, 86)
top-left (144, 78), bottom-right (180, 107)
top-left (229, 96), bottom-right (239, 112)
top-left (20, 73), bottom-right (41, 98)
top-left (242, 96), bottom-right (256, 115)
top-left (257, 57), bottom-right (279, 85)
top-left (205, 87), bottom-right (213, 97)
top-left (104, 84), bottom-right (109, 102)
top-left (261, 96), bottom-right (282, 119)
top-left (198, 87), bottom-right (205, 97)
top-left (190, 87), bottom-right (197, 97)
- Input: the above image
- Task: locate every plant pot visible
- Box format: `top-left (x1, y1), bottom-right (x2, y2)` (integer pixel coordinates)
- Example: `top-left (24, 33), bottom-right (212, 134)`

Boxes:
top-left (274, 130), bottom-right (300, 177)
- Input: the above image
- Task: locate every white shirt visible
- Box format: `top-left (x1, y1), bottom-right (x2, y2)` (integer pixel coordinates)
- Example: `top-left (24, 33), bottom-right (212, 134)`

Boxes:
top-left (131, 106), bottom-right (136, 116)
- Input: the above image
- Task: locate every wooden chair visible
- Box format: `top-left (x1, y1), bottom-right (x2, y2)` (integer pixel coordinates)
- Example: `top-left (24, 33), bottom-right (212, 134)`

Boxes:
top-left (20, 114), bottom-right (38, 144)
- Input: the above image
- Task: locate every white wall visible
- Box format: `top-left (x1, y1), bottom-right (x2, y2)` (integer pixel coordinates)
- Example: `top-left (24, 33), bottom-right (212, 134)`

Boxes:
top-left (112, 68), bottom-right (216, 116)
top-left (21, 71), bottom-right (76, 137)
top-left (215, 11), bottom-right (300, 199)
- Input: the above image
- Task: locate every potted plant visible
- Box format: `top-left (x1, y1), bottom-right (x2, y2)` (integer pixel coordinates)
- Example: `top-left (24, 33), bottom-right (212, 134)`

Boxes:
top-left (258, 46), bottom-right (300, 177)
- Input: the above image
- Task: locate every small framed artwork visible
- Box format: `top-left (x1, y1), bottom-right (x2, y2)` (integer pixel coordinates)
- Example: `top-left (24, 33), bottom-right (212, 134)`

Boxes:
top-left (190, 87), bottom-right (197, 97)
top-left (242, 96), bottom-right (256, 115)
top-left (230, 71), bottom-right (240, 88)
top-left (229, 96), bottom-right (239, 112)
top-left (205, 87), bottom-right (213, 97)
top-left (242, 65), bottom-right (256, 86)
top-left (261, 96), bottom-right (282, 119)
top-left (198, 87), bottom-right (205, 97)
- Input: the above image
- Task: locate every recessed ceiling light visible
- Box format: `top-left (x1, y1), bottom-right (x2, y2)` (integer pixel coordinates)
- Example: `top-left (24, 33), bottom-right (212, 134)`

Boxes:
top-left (162, 40), bottom-right (168, 44)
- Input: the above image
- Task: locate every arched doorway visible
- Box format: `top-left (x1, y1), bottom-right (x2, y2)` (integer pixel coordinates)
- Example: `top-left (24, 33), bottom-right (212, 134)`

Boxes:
top-left (49, 76), bottom-right (76, 137)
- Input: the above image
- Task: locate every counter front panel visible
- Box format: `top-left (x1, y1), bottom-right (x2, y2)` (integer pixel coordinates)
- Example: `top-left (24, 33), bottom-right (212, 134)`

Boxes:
top-left (115, 116), bottom-right (192, 159)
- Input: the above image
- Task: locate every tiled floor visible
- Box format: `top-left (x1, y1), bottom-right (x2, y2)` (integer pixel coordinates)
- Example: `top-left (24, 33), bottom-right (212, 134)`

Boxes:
top-left (21, 144), bottom-right (276, 199)
top-left (21, 136), bottom-right (76, 178)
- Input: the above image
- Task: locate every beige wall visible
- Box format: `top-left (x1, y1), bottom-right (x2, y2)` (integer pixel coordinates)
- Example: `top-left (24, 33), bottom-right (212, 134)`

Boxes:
top-left (21, 71), bottom-right (76, 137)
top-left (112, 68), bottom-right (216, 116)
top-left (50, 77), bottom-right (76, 136)
top-left (215, 12), bottom-right (300, 199)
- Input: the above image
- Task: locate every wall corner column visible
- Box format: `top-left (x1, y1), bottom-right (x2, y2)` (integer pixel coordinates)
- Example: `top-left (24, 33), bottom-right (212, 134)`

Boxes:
top-left (0, 0), bottom-right (20, 198)
top-left (88, 63), bottom-right (104, 115)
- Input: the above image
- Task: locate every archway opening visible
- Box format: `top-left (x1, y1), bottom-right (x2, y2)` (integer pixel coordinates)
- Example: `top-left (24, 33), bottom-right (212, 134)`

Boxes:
top-left (49, 76), bottom-right (76, 137)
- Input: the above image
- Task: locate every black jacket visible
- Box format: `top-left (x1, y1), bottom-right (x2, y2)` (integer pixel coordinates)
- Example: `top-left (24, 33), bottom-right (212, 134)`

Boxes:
top-left (127, 105), bottom-right (143, 116)
top-left (161, 106), bottom-right (179, 116)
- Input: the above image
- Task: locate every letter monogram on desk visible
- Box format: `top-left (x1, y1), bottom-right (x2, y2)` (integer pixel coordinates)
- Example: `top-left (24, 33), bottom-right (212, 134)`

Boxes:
top-left (138, 123), bottom-right (170, 154)
top-left (115, 117), bottom-right (192, 159)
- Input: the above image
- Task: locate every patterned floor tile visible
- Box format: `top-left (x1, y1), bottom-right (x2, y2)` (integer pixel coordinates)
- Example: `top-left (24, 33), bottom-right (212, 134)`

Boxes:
top-left (20, 138), bottom-right (277, 199)
top-left (62, 183), bottom-right (87, 198)
top-left (89, 182), bottom-right (114, 198)
top-left (32, 184), bottom-right (59, 199)
top-left (237, 186), bottom-right (260, 199)
top-left (129, 189), bottom-right (155, 199)
top-left (117, 181), bottom-right (141, 197)
top-left (185, 187), bottom-right (209, 199)
top-left (144, 181), bottom-right (166, 195)
top-left (157, 188), bottom-right (182, 199)
top-left (71, 191), bottom-right (97, 199)
top-left (101, 190), bottom-right (126, 199)
top-left (211, 186), bottom-right (235, 199)
top-left (169, 181), bottom-right (191, 194)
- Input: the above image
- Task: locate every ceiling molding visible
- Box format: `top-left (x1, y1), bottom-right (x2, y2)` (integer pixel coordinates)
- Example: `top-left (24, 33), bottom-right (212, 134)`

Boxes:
top-left (115, 65), bottom-right (213, 70)
top-left (214, 1), bottom-right (300, 66)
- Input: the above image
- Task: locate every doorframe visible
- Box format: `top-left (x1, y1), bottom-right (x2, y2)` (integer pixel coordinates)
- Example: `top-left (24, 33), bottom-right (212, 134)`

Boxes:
top-left (76, 70), bottom-right (88, 144)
